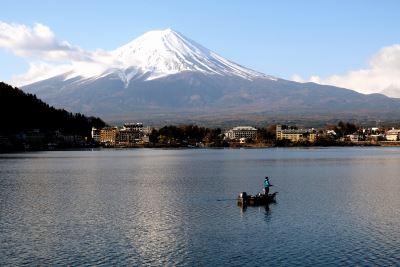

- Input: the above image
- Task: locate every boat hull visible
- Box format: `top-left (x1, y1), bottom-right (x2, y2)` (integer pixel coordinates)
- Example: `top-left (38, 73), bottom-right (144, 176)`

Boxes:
top-left (237, 192), bottom-right (277, 206)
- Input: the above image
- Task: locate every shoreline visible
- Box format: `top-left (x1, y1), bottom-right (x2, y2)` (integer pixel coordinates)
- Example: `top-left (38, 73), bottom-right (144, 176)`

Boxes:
top-left (2, 141), bottom-right (400, 153)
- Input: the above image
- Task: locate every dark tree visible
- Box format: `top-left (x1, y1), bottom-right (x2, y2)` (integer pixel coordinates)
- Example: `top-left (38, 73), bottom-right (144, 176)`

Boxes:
top-left (335, 121), bottom-right (358, 137)
top-left (0, 82), bottom-right (106, 137)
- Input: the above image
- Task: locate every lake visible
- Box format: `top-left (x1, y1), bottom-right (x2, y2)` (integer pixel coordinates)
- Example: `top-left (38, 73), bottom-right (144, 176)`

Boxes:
top-left (1, 148), bottom-right (400, 266)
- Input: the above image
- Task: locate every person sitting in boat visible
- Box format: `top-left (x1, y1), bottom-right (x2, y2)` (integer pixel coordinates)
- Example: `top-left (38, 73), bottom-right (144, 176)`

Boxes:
top-left (264, 177), bottom-right (271, 195)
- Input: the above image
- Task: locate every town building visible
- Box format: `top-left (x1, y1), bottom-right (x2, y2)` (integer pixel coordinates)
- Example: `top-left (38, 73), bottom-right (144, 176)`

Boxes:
top-left (117, 129), bottom-right (134, 144)
top-left (123, 122), bottom-right (144, 131)
top-left (91, 127), bottom-right (101, 142)
top-left (97, 123), bottom-right (150, 146)
top-left (386, 128), bottom-right (400, 141)
top-left (118, 122), bottom-right (150, 144)
top-left (118, 128), bottom-right (141, 144)
top-left (346, 133), bottom-right (361, 142)
top-left (276, 125), bottom-right (317, 143)
top-left (100, 127), bottom-right (118, 145)
top-left (225, 126), bottom-right (257, 141)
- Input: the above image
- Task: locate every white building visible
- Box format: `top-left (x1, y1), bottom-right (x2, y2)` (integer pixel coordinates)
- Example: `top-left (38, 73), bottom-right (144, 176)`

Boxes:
top-left (119, 122), bottom-right (150, 144)
top-left (225, 126), bottom-right (257, 141)
top-left (386, 128), bottom-right (400, 141)
top-left (91, 127), bottom-right (101, 142)
top-left (346, 133), bottom-right (361, 142)
top-left (276, 125), bottom-right (317, 143)
top-left (123, 122), bottom-right (144, 131)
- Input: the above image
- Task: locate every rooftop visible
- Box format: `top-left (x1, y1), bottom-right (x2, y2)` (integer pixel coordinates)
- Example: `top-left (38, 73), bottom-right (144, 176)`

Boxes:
top-left (231, 126), bottom-right (257, 131)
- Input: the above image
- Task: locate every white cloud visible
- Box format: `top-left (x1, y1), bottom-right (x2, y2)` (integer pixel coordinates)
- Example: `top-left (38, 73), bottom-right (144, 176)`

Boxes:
top-left (3, 21), bottom-right (400, 98)
top-left (10, 62), bottom-right (71, 85)
top-left (0, 21), bottom-right (92, 61)
top-left (295, 45), bottom-right (400, 98)
top-left (0, 21), bottom-right (122, 86)
top-left (291, 74), bottom-right (304, 83)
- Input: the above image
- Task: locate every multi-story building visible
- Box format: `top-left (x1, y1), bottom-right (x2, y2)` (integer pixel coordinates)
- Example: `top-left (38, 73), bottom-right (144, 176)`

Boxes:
top-left (118, 122), bottom-right (149, 144)
top-left (91, 127), bottom-right (101, 142)
top-left (276, 125), bottom-right (317, 143)
top-left (123, 123), bottom-right (144, 131)
top-left (225, 126), bottom-right (258, 141)
top-left (100, 127), bottom-right (118, 145)
top-left (118, 129), bottom-right (141, 144)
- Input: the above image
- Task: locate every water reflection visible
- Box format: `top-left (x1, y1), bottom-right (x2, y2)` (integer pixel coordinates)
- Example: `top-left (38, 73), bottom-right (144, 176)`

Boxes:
top-left (238, 199), bottom-right (275, 218)
top-left (1, 148), bottom-right (400, 266)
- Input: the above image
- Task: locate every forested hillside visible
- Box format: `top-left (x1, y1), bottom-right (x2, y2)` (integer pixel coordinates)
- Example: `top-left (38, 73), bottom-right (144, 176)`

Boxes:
top-left (0, 82), bottom-right (106, 136)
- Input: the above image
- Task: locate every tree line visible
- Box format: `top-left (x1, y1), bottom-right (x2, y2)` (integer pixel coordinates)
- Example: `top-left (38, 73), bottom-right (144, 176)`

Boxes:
top-left (0, 82), bottom-right (106, 137)
top-left (149, 125), bottom-right (226, 146)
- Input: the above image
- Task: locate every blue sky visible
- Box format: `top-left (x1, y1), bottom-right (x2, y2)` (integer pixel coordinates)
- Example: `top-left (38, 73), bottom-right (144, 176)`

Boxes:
top-left (1, 0), bottom-right (400, 95)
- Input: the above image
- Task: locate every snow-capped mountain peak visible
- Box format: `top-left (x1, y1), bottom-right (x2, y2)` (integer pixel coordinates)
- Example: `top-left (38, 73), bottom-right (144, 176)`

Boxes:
top-left (21, 28), bottom-right (276, 88)
top-left (21, 28), bottom-right (400, 123)
top-left (111, 28), bottom-right (272, 81)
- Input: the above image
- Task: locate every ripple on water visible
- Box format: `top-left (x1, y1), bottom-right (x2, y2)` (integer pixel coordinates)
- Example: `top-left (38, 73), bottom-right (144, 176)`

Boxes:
top-left (1, 148), bottom-right (400, 266)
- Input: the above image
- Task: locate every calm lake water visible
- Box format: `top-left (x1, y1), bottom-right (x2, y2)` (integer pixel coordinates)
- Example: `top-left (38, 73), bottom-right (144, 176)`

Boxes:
top-left (1, 148), bottom-right (400, 266)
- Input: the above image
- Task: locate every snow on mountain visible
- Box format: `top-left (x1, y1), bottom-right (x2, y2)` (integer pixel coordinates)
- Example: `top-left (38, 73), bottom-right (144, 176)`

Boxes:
top-left (21, 28), bottom-right (400, 122)
top-left (54, 28), bottom-right (274, 87)
top-left (110, 28), bottom-right (272, 83)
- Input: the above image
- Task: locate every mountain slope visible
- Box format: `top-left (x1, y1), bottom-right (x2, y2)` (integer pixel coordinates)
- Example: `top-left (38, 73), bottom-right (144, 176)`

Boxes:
top-left (21, 29), bottom-right (400, 122)
top-left (111, 28), bottom-right (270, 82)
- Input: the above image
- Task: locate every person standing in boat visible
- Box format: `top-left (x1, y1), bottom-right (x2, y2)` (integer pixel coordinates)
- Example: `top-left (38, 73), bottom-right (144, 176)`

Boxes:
top-left (264, 177), bottom-right (270, 195)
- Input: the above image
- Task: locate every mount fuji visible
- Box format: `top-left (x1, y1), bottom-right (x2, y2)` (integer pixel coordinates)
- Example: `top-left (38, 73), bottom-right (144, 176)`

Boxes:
top-left (22, 29), bottom-right (400, 123)
top-left (110, 28), bottom-right (271, 82)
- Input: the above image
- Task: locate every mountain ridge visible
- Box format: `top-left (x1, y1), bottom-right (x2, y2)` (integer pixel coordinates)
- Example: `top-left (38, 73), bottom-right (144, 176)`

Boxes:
top-left (21, 29), bottom-right (400, 122)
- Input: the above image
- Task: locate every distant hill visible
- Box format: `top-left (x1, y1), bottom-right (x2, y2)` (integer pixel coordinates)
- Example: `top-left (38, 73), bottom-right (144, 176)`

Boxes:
top-left (0, 82), bottom-right (106, 136)
top-left (21, 29), bottom-right (400, 123)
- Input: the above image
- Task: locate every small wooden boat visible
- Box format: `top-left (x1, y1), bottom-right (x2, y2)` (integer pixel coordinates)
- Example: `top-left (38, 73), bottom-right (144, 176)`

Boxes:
top-left (237, 191), bottom-right (277, 206)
